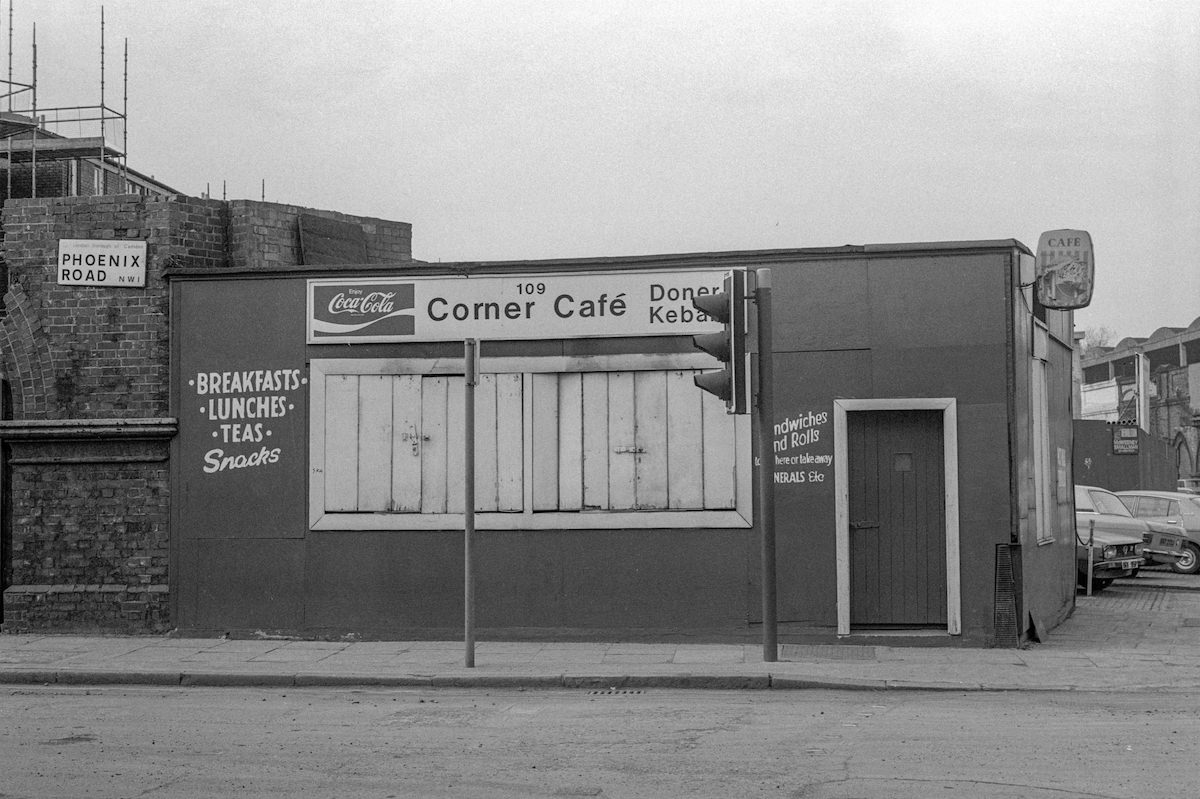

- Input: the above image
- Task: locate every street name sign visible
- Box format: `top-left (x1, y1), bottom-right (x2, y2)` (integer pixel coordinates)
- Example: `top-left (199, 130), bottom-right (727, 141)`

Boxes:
top-left (57, 239), bottom-right (147, 288)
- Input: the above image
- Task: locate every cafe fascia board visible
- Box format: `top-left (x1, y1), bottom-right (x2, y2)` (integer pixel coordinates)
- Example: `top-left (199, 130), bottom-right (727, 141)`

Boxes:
top-left (57, 239), bottom-right (147, 288)
top-left (306, 269), bottom-right (731, 343)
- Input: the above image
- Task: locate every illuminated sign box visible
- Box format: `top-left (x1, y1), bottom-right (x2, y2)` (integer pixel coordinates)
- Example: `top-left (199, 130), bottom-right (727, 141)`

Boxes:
top-left (306, 269), bottom-right (729, 343)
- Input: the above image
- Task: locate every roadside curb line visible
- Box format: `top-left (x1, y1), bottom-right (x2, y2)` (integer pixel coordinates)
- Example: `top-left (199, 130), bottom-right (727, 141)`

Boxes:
top-left (0, 669), bottom-right (1086, 691)
top-left (6, 669), bottom-right (1200, 692)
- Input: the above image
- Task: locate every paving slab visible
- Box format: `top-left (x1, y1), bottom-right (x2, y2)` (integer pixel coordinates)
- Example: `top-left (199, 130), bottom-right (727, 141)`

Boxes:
top-left (3, 573), bottom-right (1200, 691)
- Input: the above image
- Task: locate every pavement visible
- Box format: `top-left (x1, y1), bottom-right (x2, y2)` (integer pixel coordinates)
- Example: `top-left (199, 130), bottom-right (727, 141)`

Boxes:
top-left (3, 569), bottom-right (1199, 693)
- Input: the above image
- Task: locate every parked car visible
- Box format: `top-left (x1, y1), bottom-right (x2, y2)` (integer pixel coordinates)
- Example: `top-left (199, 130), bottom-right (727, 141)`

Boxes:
top-left (1074, 485), bottom-right (1176, 590)
top-left (1076, 485), bottom-right (1186, 570)
top-left (1176, 477), bottom-right (1200, 495)
top-left (1116, 489), bottom-right (1200, 574)
top-left (1075, 485), bottom-right (1146, 589)
top-left (1074, 524), bottom-right (1143, 591)
top-left (1076, 485), bottom-right (1186, 572)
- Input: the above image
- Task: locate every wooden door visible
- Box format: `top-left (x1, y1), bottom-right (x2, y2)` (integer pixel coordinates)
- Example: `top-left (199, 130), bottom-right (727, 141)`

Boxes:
top-left (847, 410), bottom-right (946, 627)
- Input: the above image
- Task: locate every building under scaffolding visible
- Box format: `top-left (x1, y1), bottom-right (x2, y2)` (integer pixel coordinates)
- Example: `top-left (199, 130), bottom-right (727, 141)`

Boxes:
top-left (0, 4), bottom-right (175, 202)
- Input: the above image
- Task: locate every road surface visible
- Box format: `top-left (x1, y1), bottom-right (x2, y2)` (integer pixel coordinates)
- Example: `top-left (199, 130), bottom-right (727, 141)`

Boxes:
top-left (5, 685), bottom-right (1195, 798)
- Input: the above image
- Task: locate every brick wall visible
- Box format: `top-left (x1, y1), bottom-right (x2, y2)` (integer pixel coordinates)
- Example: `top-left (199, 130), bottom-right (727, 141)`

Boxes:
top-left (0, 193), bottom-right (410, 420)
top-left (0, 163), bottom-right (71, 202)
top-left (227, 200), bottom-right (412, 269)
top-left (0, 194), bottom-right (226, 419)
top-left (3, 437), bottom-right (171, 632)
top-left (0, 193), bottom-right (412, 633)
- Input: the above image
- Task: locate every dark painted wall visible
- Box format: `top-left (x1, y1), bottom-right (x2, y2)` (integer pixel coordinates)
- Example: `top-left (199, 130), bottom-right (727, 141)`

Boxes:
top-left (1015, 329), bottom-right (1079, 638)
top-left (171, 245), bottom-right (1077, 645)
top-left (171, 277), bottom-right (311, 630)
top-left (171, 275), bottom-right (753, 638)
top-left (1000, 257), bottom-right (1077, 641)
top-left (1073, 419), bottom-right (1177, 492)
top-left (764, 253), bottom-right (1019, 642)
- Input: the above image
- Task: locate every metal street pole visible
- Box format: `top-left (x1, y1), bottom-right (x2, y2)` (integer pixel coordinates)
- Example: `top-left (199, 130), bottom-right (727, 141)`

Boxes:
top-left (464, 338), bottom-right (478, 667)
top-left (754, 269), bottom-right (778, 662)
top-left (1086, 519), bottom-right (1095, 597)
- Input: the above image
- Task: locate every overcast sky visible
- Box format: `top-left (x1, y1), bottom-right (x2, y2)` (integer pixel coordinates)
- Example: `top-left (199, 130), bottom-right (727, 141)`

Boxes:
top-left (18, 0), bottom-right (1200, 342)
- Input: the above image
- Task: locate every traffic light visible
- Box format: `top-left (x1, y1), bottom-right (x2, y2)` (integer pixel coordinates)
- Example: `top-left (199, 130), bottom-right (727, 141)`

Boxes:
top-left (691, 269), bottom-right (748, 414)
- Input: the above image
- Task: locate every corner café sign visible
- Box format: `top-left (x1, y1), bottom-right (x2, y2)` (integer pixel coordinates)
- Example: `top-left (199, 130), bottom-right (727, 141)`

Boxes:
top-left (307, 269), bottom-right (728, 343)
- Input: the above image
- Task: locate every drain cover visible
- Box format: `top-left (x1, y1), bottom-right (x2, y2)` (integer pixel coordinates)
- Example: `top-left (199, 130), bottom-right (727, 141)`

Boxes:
top-left (587, 689), bottom-right (644, 695)
top-left (779, 644), bottom-right (878, 661)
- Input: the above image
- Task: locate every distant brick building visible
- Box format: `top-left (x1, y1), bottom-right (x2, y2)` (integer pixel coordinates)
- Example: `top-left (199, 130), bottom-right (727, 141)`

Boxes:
top-left (1077, 319), bottom-right (1200, 485)
top-left (0, 192), bottom-right (412, 632)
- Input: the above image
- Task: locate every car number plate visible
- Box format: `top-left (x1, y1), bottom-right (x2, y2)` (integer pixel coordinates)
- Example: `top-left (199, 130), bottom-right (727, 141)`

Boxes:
top-left (1121, 559), bottom-right (1138, 570)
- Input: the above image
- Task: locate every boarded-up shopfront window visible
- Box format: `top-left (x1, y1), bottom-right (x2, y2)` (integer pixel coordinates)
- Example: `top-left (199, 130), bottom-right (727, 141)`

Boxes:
top-left (309, 359), bottom-right (750, 531)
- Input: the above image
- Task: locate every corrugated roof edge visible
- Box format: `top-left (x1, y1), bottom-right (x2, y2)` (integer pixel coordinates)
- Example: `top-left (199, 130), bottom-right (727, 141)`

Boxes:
top-left (163, 239), bottom-right (1031, 280)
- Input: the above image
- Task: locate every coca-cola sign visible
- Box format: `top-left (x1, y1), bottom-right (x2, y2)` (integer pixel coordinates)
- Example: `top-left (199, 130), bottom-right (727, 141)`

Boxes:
top-left (310, 282), bottom-right (415, 339)
top-left (307, 270), bottom-right (728, 343)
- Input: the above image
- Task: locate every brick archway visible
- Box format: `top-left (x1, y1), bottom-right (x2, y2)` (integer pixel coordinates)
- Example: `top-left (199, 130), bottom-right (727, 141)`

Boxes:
top-left (0, 282), bottom-right (59, 418)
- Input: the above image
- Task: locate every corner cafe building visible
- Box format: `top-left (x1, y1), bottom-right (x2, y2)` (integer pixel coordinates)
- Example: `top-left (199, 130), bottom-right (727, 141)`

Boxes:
top-left (170, 240), bottom-right (1078, 647)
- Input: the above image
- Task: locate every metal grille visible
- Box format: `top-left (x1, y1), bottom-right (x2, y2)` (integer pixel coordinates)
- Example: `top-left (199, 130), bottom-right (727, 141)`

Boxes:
top-left (993, 544), bottom-right (1019, 647)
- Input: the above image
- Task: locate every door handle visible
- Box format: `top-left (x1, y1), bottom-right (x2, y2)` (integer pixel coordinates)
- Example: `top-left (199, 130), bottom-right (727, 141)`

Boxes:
top-left (850, 521), bottom-right (880, 530)
top-left (400, 425), bottom-right (428, 456)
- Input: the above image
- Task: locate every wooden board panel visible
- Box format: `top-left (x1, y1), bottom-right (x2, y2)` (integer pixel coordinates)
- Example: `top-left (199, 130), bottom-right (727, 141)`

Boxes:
top-left (531, 373), bottom-right (560, 511)
top-left (557, 373), bottom-right (583, 511)
top-left (848, 410), bottom-right (880, 624)
top-left (324, 375), bottom-right (360, 511)
top-left (666, 370), bottom-right (704, 508)
top-left (390, 375), bottom-right (423, 512)
top-left (496, 373), bottom-right (524, 511)
top-left (420, 377), bottom-right (449, 513)
top-left (700, 389), bottom-right (736, 509)
top-left (607, 371), bottom-right (637, 510)
top-left (446, 377), bottom-right (466, 514)
top-left (474, 374), bottom-right (499, 512)
top-left (318, 363), bottom-right (745, 520)
top-left (356, 375), bottom-right (393, 511)
top-left (581, 372), bottom-right (610, 511)
top-left (633, 371), bottom-right (668, 509)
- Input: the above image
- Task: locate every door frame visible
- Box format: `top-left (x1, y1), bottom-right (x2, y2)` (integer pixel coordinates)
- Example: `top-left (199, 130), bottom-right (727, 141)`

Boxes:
top-left (833, 398), bottom-right (961, 636)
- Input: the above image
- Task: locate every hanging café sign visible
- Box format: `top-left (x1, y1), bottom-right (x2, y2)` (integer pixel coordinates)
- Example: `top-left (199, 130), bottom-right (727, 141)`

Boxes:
top-left (306, 269), bottom-right (730, 343)
top-left (1035, 229), bottom-right (1094, 310)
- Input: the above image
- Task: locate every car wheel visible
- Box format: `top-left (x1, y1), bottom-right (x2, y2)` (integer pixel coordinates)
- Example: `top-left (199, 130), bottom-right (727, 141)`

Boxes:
top-left (1093, 578), bottom-right (1113, 591)
top-left (1171, 543), bottom-right (1200, 575)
